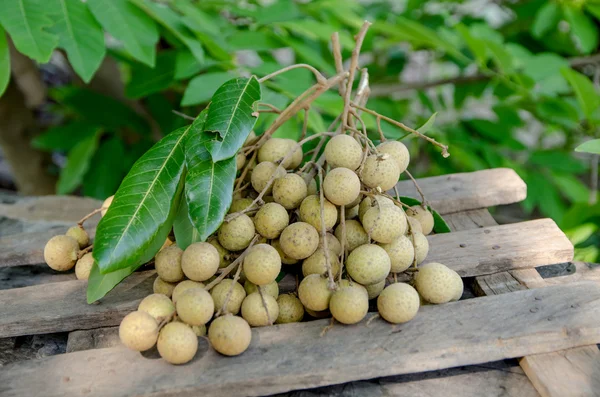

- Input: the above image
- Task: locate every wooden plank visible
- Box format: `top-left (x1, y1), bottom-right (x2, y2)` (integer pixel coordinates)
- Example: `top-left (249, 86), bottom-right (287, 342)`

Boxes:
top-left (541, 262), bottom-right (600, 287)
top-left (0, 196), bottom-right (102, 224)
top-left (1, 282), bottom-right (599, 397)
top-left (66, 327), bottom-right (119, 353)
top-left (0, 264), bottom-right (75, 290)
top-left (443, 208), bottom-right (498, 231)
top-left (473, 272), bottom-right (526, 296)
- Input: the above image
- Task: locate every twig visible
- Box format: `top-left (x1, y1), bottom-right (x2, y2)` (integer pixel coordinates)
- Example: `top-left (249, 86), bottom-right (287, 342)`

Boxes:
top-left (318, 166), bottom-right (336, 290)
top-left (235, 150), bottom-right (257, 191)
top-left (300, 107), bottom-right (310, 141)
top-left (320, 317), bottom-right (335, 337)
top-left (78, 245), bottom-right (93, 258)
top-left (404, 170), bottom-right (429, 207)
top-left (338, 205), bottom-right (345, 282)
top-left (257, 102), bottom-right (282, 114)
top-left (77, 208), bottom-right (103, 227)
top-left (258, 286), bottom-right (273, 326)
top-left (258, 64), bottom-right (327, 85)
top-left (376, 117), bottom-right (386, 142)
top-left (216, 257), bottom-right (245, 317)
top-left (331, 32), bottom-right (346, 96)
top-left (172, 110), bottom-right (195, 121)
top-left (204, 235), bottom-right (259, 291)
top-left (365, 313), bottom-right (379, 327)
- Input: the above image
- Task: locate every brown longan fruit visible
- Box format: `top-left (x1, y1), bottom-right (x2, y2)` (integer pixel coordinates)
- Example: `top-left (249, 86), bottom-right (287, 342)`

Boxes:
top-left (411, 232), bottom-right (429, 264)
top-left (236, 152), bottom-right (246, 170)
top-left (318, 233), bottom-right (342, 256)
top-left (379, 235), bottom-right (415, 273)
top-left (157, 322), bottom-right (198, 365)
top-left (334, 220), bottom-right (368, 252)
top-left (155, 245), bottom-right (184, 282)
top-left (324, 134), bottom-right (363, 170)
top-left (101, 195), bottom-right (114, 217)
top-left (119, 311), bottom-right (158, 352)
top-left (208, 237), bottom-right (231, 269)
top-left (258, 138), bottom-right (302, 169)
top-left (44, 235), bottom-right (80, 271)
top-left (298, 274), bottom-right (332, 311)
top-left (362, 205), bottom-right (407, 244)
top-left (364, 279), bottom-right (386, 300)
top-left (414, 262), bottom-right (463, 304)
top-left (211, 279), bottom-right (246, 315)
top-left (273, 173), bottom-right (308, 209)
top-left (243, 243), bottom-right (282, 285)
top-left (75, 252), bottom-right (94, 280)
top-left (66, 226), bottom-right (89, 249)
top-left (302, 248), bottom-right (341, 278)
top-left (360, 154), bottom-right (400, 191)
top-left (138, 293), bottom-right (175, 321)
top-left (254, 202), bottom-right (289, 239)
top-left (279, 222), bottom-right (320, 260)
top-left (377, 283), bottom-right (420, 324)
top-left (218, 214), bottom-right (255, 251)
top-left (346, 244), bottom-right (391, 285)
top-left (406, 206), bottom-right (434, 235)
top-left (251, 161), bottom-right (286, 195)
top-left (271, 239), bottom-right (299, 265)
top-left (181, 242), bottom-right (220, 282)
top-left (376, 141), bottom-right (410, 174)
top-left (241, 292), bottom-right (279, 327)
top-left (302, 174), bottom-right (318, 196)
top-left (330, 286), bottom-right (369, 324)
top-left (299, 195), bottom-right (338, 233)
top-left (244, 280), bottom-right (279, 299)
top-left (176, 287), bottom-right (214, 326)
top-left (172, 280), bottom-right (204, 304)
top-left (229, 198), bottom-right (256, 214)
top-left (276, 294), bottom-right (304, 324)
top-left (153, 277), bottom-right (176, 298)
top-left (208, 314), bottom-right (252, 356)
top-left (323, 167), bottom-right (361, 206)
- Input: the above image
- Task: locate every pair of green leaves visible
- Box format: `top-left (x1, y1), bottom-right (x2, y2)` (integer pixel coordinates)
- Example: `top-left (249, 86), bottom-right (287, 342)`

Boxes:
top-left (88, 77), bottom-right (261, 303)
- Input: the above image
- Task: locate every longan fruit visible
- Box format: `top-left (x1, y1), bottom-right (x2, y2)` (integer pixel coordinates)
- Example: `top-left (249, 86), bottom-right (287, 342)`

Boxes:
top-left (377, 283), bottom-right (420, 324)
top-left (251, 161), bottom-right (286, 195)
top-left (414, 262), bottom-right (463, 304)
top-left (271, 239), bottom-right (299, 265)
top-left (75, 252), bottom-right (94, 280)
top-left (243, 244), bottom-right (282, 285)
top-left (323, 167), bottom-right (361, 206)
top-left (236, 152), bottom-right (246, 170)
top-left (254, 202), bottom-right (289, 239)
top-left (276, 294), bottom-right (304, 324)
top-left (101, 195), bottom-right (114, 217)
top-left (376, 141), bottom-right (410, 174)
top-left (176, 287), bottom-right (214, 326)
top-left (360, 154), bottom-right (400, 191)
top-left (299, 195), bottom-right (338, 233)
top-left (258, 138), bottom-right (302, 169)
top-left (330, 286), bottom-right (369, 324)
top-left (344, 204), bottom-right (359, 220)
top-left (218, 214), bottom-right (255, 251)
top-left (153, 277), bottom-right (176, 298)
top-left (138, 293), bottom-right (175, 321)
top-left (302, 174), bottom-right (318, 196)
top-left (406, 206), bottom-right (434, 235)
top-left (364, 279), bottom-right (386, 300)
top-left (324, 134), bottom-right (363, 170)
top-left (362, 205), bottom-right (407, 244)
top-left (379, 235), bottom-right (415, 273)
top-left (172, 280), bottom-right (204, 304)
top-left (279, 222), bottom-right (320, 260)
top-left (245, 280), bottom-right (279, 299)
top-left (44, 235), bottom-right (79, 271)
top-left (241, 292), bottom-right (279, 327)
top-left (245, 130), bottom-right (257, 145)
top-left (208, 314), bottom-right (252, 356)
top-left (229, 198), bottom-right (256, 214)
top-left (155, 245), bottom-right (184, 282)
top-left (411, 232), bottom-right (429, 264)
top-left (191, 324), bottom-right (206, 337)
top-left (302, 248), bottom-right (341, 278)
top-left (273, 173), bottom-right (308, 209)
top-left (334, 220), bottom-right (368, 252)
top-left (359, 195), bottom-right (394, 222)
top-left (346, 244), bottom-right (391, 285)
top-left (298, 274), bottom-right (332, 311)
top-left (406, 216), bottom-right (423, 234)
top-left (66, 226), bottom-right (89, 249)
top-left (157, 322), bottom-right (198, 365)
top-left (208, 237), bottom-right (231, 269)
top-left (181, 242), bottom-right (220, 282)
top-left (119, 311), bottom-right (158, 352)
top-left (318, 233), bottom-right (342, 256)
top-left (211, 279), bottom-right (246, 315)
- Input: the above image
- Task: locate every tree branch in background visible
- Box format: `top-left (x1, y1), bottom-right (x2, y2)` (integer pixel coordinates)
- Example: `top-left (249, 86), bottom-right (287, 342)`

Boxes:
top-left (8, 39), bottom-right (46, 108)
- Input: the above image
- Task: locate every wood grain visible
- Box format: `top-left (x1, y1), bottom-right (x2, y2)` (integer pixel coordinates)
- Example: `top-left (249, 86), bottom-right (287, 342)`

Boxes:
top-left (1, 282), bottom-right (598, 397)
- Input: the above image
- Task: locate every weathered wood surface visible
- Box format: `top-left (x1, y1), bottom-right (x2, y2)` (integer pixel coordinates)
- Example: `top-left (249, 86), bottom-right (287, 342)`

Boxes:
top-left (2, 282), bottom-right (598, 397)
top-left (542, 262), bottom-right (600, 286)
top-left (0, 195), bottom-right (102, 224)
top-left (0, 264), bottom-right (75, 290)
top-left (473, 272), bottom-right (526, 296)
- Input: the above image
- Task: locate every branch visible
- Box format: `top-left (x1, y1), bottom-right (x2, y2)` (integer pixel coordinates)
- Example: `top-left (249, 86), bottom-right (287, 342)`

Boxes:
top-left (258, 64), bottom-right (326, 85)
top-left (331, 32), bottom-right (346, 96)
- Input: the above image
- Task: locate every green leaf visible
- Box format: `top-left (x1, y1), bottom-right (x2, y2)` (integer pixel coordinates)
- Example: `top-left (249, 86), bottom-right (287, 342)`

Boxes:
top-left (522, 53), bottom-right (570, 95)
top-left (552, 173), bottom-right (590, 203)
top-left (145, 93), bottom-right (187, 135)
top-left (416, 112), bottom-right (437, 134)
top-left (45, 0), bottom-right (106, 83)
top-left (229, 31), bottom-right (280, 51)
top-left (254, 0), bottom-right (300, 24)
top-left (32, 120), bottom-right (100, 151)
top-left (56, 129), bottom-right (101, 194)
top-left (530, 150), bottom-right (587, 174)
top-left (532, 2), bottom-right (560, 38)
top-left (278, 36), bottom-right (336, 75)
top-left (564, 6), bottom-right (599, 54)
top-left (279, 20), bottom-right (354, 49)
top-left (561, 67), bottom-right (600, 118)
top-left (565, 223), bottom-right (598, 246)
top-left (485, 40), bottom-right (513, 73)
top-left (93, 124), bottom-right (192, 274)
top-left (205, 77), bottom-right (262, 162)
top-left (0, 0), bottom-right (58, 62)
top-left (181, 72), bottom-right (235, 106)
top-left (87, 261), bottom-right (137, 303)
top-left (173, 197), bottom-right (201, 250)
top-left (575, 139), bottom-right (600, 154)
top-left (455, 24), bottom-right (487, 65)
top-left (125, 51), bottom-right (175, 99)
top-left (0, 25), bottom-right (11, 97)
top-left (172, 0), bottom-right (221, 37)
top-left (87, 0), bottom-right (158, 67)
top-left (83, 138), bottom-right (127, 199)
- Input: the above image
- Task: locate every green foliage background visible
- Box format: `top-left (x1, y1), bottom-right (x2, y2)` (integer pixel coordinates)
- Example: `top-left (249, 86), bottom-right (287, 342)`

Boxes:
top-left (0, 0), bottom-right (599, 262)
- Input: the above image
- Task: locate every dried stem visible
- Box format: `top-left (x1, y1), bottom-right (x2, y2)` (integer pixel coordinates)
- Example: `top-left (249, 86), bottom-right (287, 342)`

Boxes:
top-left (331, 32), bottom-right (346, 96)
top-left (320, 317), bottom-right (335, 337)
top-left (318, 166), bottom-right (336, 290)
top-left (78, 244), bottom-right (93, 258)
top-left (258, 63), bottom-right (327, 85)
top-left (171, 110), bottom-right (195, 121)
top-left (258, 286), bottom-right (273, 325)
top-left (216, 257), bottom-right (245, 317)
top-left (77, 208), bottom-right (103, 227)
top-left (404, 169), bottom-right (429, 207)
top-left (204, 235), bottom-right (259, 291)
top-left (235, 150), bottom-right (257, 191)
top-left (299, 107), bottom-right (310, 141)
top-left (365, 313), bottom-right (379, 327)
top-left (376, 117), bottom-right (386, 142)
top-left (257, 102), bottom-right (282, 114)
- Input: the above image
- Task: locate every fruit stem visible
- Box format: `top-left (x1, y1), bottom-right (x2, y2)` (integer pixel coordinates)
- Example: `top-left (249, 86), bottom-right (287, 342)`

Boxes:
top-left (331, 32), bottom-right (345, 96)
top-left (317, 165), bottom-right (336, 291)
top-left (404, 169), bottom-right (430, 208)
top-left (78, 244), bottom-right (93, 259)
top-left (204, 235), bottom-right (260, 291)
top-left (77, 208), bottom-right (103, 227)
top-left (215, 256), bottom-right (245, 317)
top-left (338, 205), bottom-right (346, 283)
top-left (258, 285), bottom-right (273, 326)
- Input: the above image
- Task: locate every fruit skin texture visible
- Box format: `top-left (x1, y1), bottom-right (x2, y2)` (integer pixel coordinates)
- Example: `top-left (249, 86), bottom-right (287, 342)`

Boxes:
top-left (100, 195), bottom-right (114, 217)
top-left (138, 293), bottom-right (176, 321)
top-left (181, 242), bottom-right (220, 282)
top-left (319, 233), bottom-right (342, 256)
top-left (273, 173), bottom-right (308, 209)
top-left (299, 195), bottom-right (338, 233)
top-left (241, 292), bottom-right (280, 327)
top-left (254, 202), bottom-right (289, 239)
top-left (406, 216), bottom-right (423, 234)
top-left (376, 141), bottom-right (410, 174)
top-left (211, 279), bottom-right (246, 315)
top-left (218, 214), bottom-right (256, 251)
top-left (75, 252), bottom-right (94, 280)
top-left (245, 280), bottom-right (279, 299)
top-left (251, 161), bottom-right (286, 195)
top-left (302, 248), bottom-right (341, 277)
top-left (406, 206), bottom-right (434, 235)
top-left (243, 244), bottom-right (282, 285)
top-left (208, 237), bottom-right (231, 269)
top-left (236, 152), bottom-right (246, 170)
top-left (298, 274), bottom-right (332, 311)
top-left (157, 322), bottom-right (198, 365)
top-left (377, 283), bottom-right (420, 324)
top-left (209, 314), bottom-right (252, 356)
top-left (66, 226), bottom-right (89, 249)
top-left (362, 205), bottom-right (407, 244)
top-left (359, 195), bottom-right (394, 222)
top-left (155, 245), bottom-right (184, 282)
top-left (44, 235), bottom-right (80, 271)
top-left (360, 154), bottom-right (401, 191)
top-left (279, 222), bottom-right (320, 260)
top-left (323, 167), bottom-right (361, 206)
top-left (153, 277), bottom-right (176, 298)
top-left (335, 220), bottom-right (369, 252)
top-left (414, 262), bottom-right (463, 304)
top-left (330, 286), bottom-right (369, 324)
top-left (412, 232), bottom-right (430, 264)
top-left (229, 198), bottom-right (255, 214)
top-left (276, 294), bottom-right (305, 324)
top-left (176, 287), bottom-right (215, 326)
top-left (258, 138), bottom-right (302, 170)
top-left (171, 280), bottom-right (204, 304)
top-left (272, 239), bottom-right (299, 265)
top-left (364, 279), bottom-right (386, 300)
top-left (379, 235), bottom-right (415, 273)
top-left (346, 244), bottom-right (391, 285)
top-left (324, 134), bottom-right (363, 170)
top-left (119, 311), bottom-right (158, 352)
